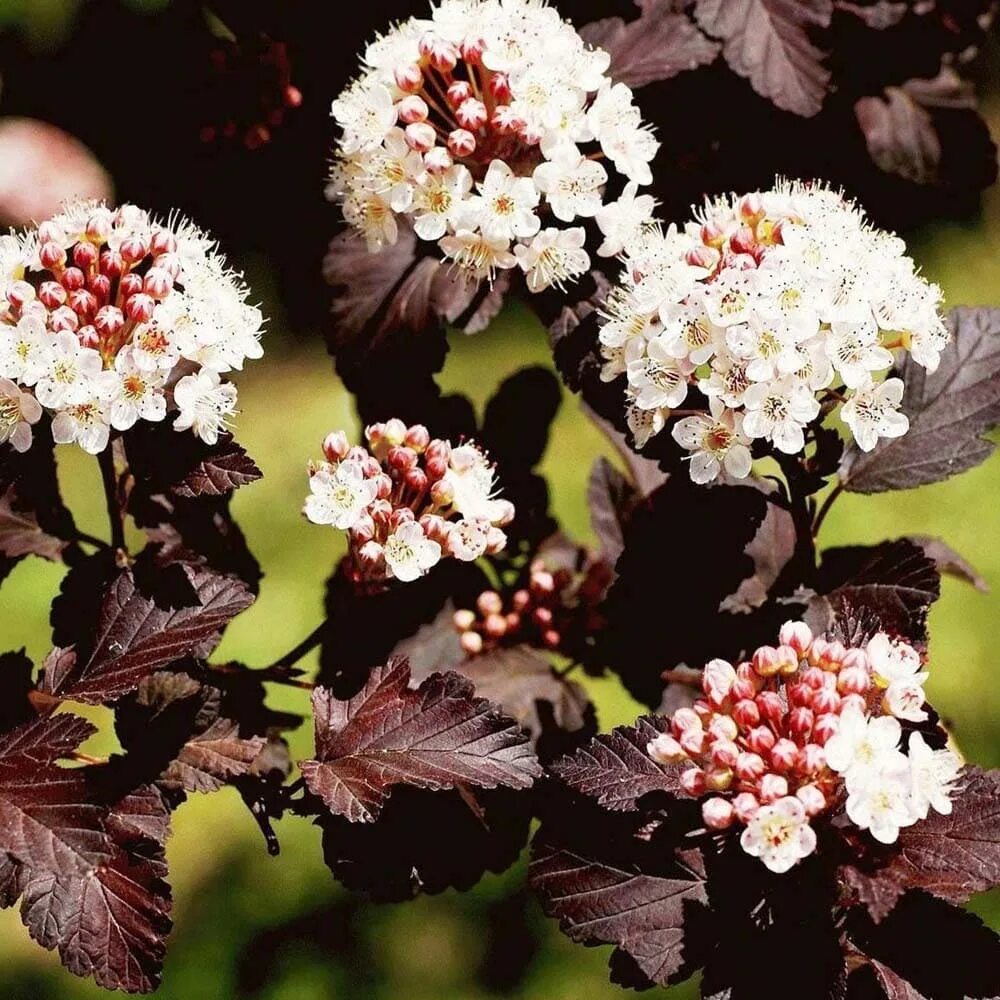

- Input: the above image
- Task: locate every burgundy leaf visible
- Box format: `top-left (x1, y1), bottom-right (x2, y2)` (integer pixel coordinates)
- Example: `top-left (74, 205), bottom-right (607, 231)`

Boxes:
top-left (42, 563), bottom-right (254, 703)
top-left (720, 495), bottom-right (797, 614)
top-left (580, 5), bottom-right (719, 89)
top-left (587, 457), bottom-right (636, 570)
top-left (530, 839), bottom-right (708, 987)
top-left (391, 601), bottom-right (466, 677)
top-left (0, 649), bottom-right (37, 732)
top-left (834, 2), bottom-right (907, 30)
top-left (300, 658), bottom-right (541, 823)
top-left (841, 306), bottom-right (1000, 493)
top-left (162, 718), bottom-right (266, 794)
top-left (169, 438), bottom-right (262, 498)
top-left (0, 715), bottom-right (110, 878)
top-left (694, 0), bottom-right (832, 116)
top-left (854, 68), bottom-right (976, 186)
top-left (908, 535), bottom-right (987, 593)
top-left (0, 482), bottom-right (67, 563)
top-left (548, 716), bottom-right (687, 812)
top-left (840, 767), bottom-right (1000, 921)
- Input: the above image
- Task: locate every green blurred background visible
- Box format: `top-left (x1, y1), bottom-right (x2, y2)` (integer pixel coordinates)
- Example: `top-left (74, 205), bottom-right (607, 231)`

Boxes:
top-left (1, 1), bottom-right (1000, 997)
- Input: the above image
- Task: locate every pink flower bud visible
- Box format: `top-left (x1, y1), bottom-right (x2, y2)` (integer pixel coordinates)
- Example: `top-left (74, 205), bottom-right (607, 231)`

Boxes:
top-left (685, 245), bottom-right (719, 270)
top-left (388, 507), bottom-right (415, 530)
top-left (647, 733), bottom-right (686, 765)
top-left (395, 63), bottom-right (424, 93)
top-left (447, 129), bottom-right (476, 157)
top-left (796, 783), bottom-right (826, 816)
top-left (756, 691), bottom-right (784, 725)
top-left (428, 38), bottom-right (459, 71)
top-left (420, 513), bottom-right (451, 544)
top-left (679, 727), bottom-right (706, 756)
top-left (405, 122), bottom-right (436, 152)
top-left (61, 266), bottom-right (85, 292)
top-left (143, 267), bottom-right (173, 300)
top-left (759, 773), bottom-right (788, 803)
top-left (404, 424), bottom-right (429, 451)
top-left (73, 241), bottom-right (98, 270)
top-left (485, 526), bottom-right (507, 555)
top-left (840, 693), bottom-right (868, 716)
top-left (484, 613), bottom-right (507, 639)
top-left (732, 792), bottom-right (760, 823)
top-left (77, 325), bottom-right (99, 349)
top-left (711, 740), bottom-right (739, 769)
top-left (531, 570), bottom-right (555, 594)
top-left (811, 687), bottom-right (840, 715)
top-left (476, 591), bottom-right (503, 616)
top-left (707, 714), bottom-right (738, 742)
top-left (796, 743), bottom-right (825, 776)
top-left (99, 250), bottom-right (123, 279)
top-left (119, 273), bottom-right (143, 299)
top-left (824, 640), bottom-right (848, 669)
top-left (788, 683), bottom-right (812, 708)
top-left (770, 739), bottom-right (798, 773)
top-left (457, 98), bottom-right (487, 130)
top-left (731, 677), bottom-right (757, 702)
top-left (738, 192), bottom-right (764, 221)
top-left (94, 305), bottom-right (124, 337)
top-left (788, 706), bottom-right (814, 739)
top-left (837, 665), bottom-right (870, 695)
top-left (423, 147), bottom-right (453, 174)
top-left (383, 419), bottom-right (407, 445)
top-left (746, 726), bottom-right (776, 755)
top-left (88, 273), bottom-right (110, 305)
top-left (50, 305), bottom-right (78, 332)
top-left (447, 81), bottom-right (473, 107)
top-left (800, 666), bottom-right (825, 690)
top-left (68, 289), bottom-right (97, 319)
top-left (512, 589), bottom-right (531, 612)
top-left (453, 608), bottom-right (476, 632)
top-left (405, 468), bottom-right (428, 495)
top-left (491, 106), bottom-right (524, 135)
top-left (461, 631), bottom-right (484, 655)
top-left (671, 708), bottom-right (702, 736)
top-left (752, 645), bottom-right (781, 677)
top-left (733, 698), bottom-right (760, 729)
top-left (425, 439), bottom-right (450, 463)
top-left (357, 540), bottom-right (384, 571)
top-left (125, 293), bottom-right (155, 323)
top-left (149, 229), bottom-right (176, 256)
top-left (694, 701), bottom-right (714, 725)
top-left (813, 713), bottom-right (839, 745)
top-left (460, 36), bottom-right (485, 63)
top-left (779, 621), bottom-right (813, 654)
top-left (703, 658), bottom-right (737, 706)
top-left (806, 637), bottom-right (830, 668)
top-left (702, 797), bottom-right (734, 830)
top-left (87, 214), bottom-right (112, 244)
top-left (730, 225), bottom-right (757, 256)
top-left (39, 241), bottom-right (66, 270)
top-left (429, 479), bottom-right (455, 508)
top-left (488, 72), bottom-right (511, 101)
top-left (735, 751), bottom-right (766, 783)
top-left (680, 767), bottom-right (706, 796)
top-left (532, 606), bottom-right (553, 627)
top-left (120, 236), bottom-right (149, 264)
top-left (398, 95), bottom-right (430, 124)
top-left (705, 767), bottom-right (733, 792)
top-left (842, 648), bottom-right (869, 672)
top-left (323, 431), bottom-right (350, 462)
top-left (387, 445), bottom-right (418, 473)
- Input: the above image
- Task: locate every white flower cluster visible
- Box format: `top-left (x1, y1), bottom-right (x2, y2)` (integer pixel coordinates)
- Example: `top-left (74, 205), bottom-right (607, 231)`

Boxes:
top-left (598, 181), bottom-right (948, 483)
top-left (328, 0), bottom-right (658, 292)
top-left (0, 201), bottom-right (263, 455)
top-left (304, 419), bottom-right (514, 585)
top-left (647, 621), bottom-right (962, 875)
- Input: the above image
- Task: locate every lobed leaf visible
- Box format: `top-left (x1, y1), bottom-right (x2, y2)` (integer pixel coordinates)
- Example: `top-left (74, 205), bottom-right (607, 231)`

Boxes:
top-left (300, 658), bottom-right (541, 823)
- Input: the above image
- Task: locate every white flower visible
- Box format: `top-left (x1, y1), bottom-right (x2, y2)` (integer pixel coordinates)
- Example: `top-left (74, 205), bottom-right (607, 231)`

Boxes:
top-left (51, 399), bottom-right (111, 455)
top-left (304, 459), bottom-right (379, 530)
top-left (626, 400), bottom-right (665, 449)
top-left (471, 159), bottom-right (541, 241)
top-left (449, 516), bottom-right (492, 561)
top-left (384, 521), bottom-right (441, 582)
top-left (343, 189), bottom-right (399, 252)
top-left (825, 318), bottom-right (895, 389)
top-left (598, 121), bottom-right (658, 186)
top-left (532, 147), bottom-right (607, 223)
top-left (841, 378), bottom-right (909, 452)
top-left (443, 444), bottom-right (508, 522)
top-left (34, 332), bottom-right (115, 409)
top-left (595, 181), bottom-right (656, 258)
top-left (411, 165), bottom-right (474, 241)
top-left (866, 633), bottom-right (922, 686)
top-left (824, 708), bottom-right (902, 792)
top-left (739, 796), bottom-right (817, 874)
top-left (109, 351), bottom-right (166, 431)
top-left (439, 229), bottom-right (517, 282)
top-left (626, 337), bottom-right (691, 410)
top-left (172, 369), bottom-right (238, 445)
top-left (907, 732), bottom-right (961, 820)
top-left (360, 128), bottom-right (424, 213)
top-left (0, 378), bottom-right (42, 452)
top-left (672, 398), bottom-right (752, 484)
top-left (0, 313), bottom-right (50, 386)
top-left (845, 756), bottom-right (918, 844)
top-left (726, 317), bottom-right (806, 384)
top-left (883, 674), bottom-right (930, 722)
top-left (741, 377), bottom-right (820, 454)
top-left (513, 227), bottom-right (589, 293)
top-left (331, 79), bottom-right (397, 155)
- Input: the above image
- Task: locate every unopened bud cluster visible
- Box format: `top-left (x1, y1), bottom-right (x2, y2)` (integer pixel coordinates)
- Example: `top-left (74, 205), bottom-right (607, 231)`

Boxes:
top-left (452, 553), bottom-right (601, 656)
top-left (599, 180), bottom-right (948, 481)
top-left (304, 419), bottom-right (514, 585)
top-left (647, 622), bottom-right (961, 874)
top-left (0, 200), bottom-right (263, 454)
top-left (328, 0), bottom-right (658, 292)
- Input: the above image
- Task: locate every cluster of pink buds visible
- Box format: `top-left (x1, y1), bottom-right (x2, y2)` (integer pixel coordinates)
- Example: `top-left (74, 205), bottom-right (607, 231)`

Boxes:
top-left (327, 0), bottom-right (658, 291)
top-left (200, 35), bottom-right (303, 150)
top-left (452, 551), bottom-right (609, 656)
top-left (647, 622), bottom-right (960, 874)
top-left (304, 418), bottom-right (514, 586)
top-left (0, 201), bottom-right (263, 454)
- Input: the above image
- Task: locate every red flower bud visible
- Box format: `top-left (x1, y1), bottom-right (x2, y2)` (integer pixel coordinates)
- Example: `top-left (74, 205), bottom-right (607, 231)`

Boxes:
top-left (733, 698), bottom-right (760, 729)
top-left (746, 726), bottom-right (776, 755)
top-left (73, 242), bottom-right (98, 270)
top-left (788, 706), bottom-right (814, 739)
top-left (680, 767), bottom-right (706, 796)
top-left (759, 773), bottom-right (788, 803)
top-left (398, 95), bottom-right (429, 124)
top-left (702, 797), bottom-right (734, 830)
top-left (756, 691), bottom-right (784, 725)
top-left (770, 739), bottom-right (798, 772)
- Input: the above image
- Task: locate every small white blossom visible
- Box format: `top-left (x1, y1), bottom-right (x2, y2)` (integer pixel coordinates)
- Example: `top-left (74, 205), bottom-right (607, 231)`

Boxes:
top-left (824, 708), bottom-right (903, 792)
top-left (109, 351), bottom-right (166, 431)
top-left (907, 732), bottom-right (962, 820)
top-left (883, 673), bottom-right (930, 723)
top-left (672, 398), bottom-right (752, 484)
top-left (0, 377), bottom-right (42, 452)
top-left (741, 377), bottom-right (820, 454)
top-left (472, 160), bottom-right (541, 241)
top-left (595, 181), bottom-right (656, 258)
top-left (532, 147), bottom-right (607, 223)
top-left (739, 796), bottom-right (817, 874)
top-left (845, 757), bottom-right (918, 845)
top-left (304, 459), bottom-right (379, 530)
top-left (439, 229), bottom-right (517, 283)
top-left (51, 399), bottom-right (111, 455)
top-left (384, 521), bottom-right (441, 582)
top-left (513, 227), bottom-right (589, 293)
top-left (411, 165), bottom-right (474, 242)
top-left (841, 378), bottom-right (909, 452)
top-left (443, 444), bottom-right (510, 523)
top-left (172, 368), bottom-right (238, 445)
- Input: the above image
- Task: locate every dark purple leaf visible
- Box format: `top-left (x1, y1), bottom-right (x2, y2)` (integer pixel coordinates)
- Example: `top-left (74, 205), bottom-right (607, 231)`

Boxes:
top-left (720, 495), bottom-right (797, 614)
top-left (841, 307), bottom-right (1000, 493)
top-left (908, 535), bottom-right (987, 592)
top-left (42, 563), bottom-right (254, 703)
top-left (548, 716), bottom-right (688, 812)
top-left (170, 438), bottom-right (262, 498)
top-left (300, 658), bottom-right (541, 823)
top-left (0, 482), bottom-right (67, 563)
top-left (0, 650), bottom-right (37, 732)
top-left (694, 0), bottom-right (833, 116)
top-left (840, 767), bottom-right (1000, 921)
top-left (580, 5), bottom-right (719, 89)
top-left (161, 718), bottom-right (266, 794)
top-left (587, 457), bottom-right (635, 570)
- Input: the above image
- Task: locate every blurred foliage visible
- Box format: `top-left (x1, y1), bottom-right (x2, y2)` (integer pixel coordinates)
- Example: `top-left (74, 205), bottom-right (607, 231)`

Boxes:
top-left (0, 3), bottom-right (999, 999)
